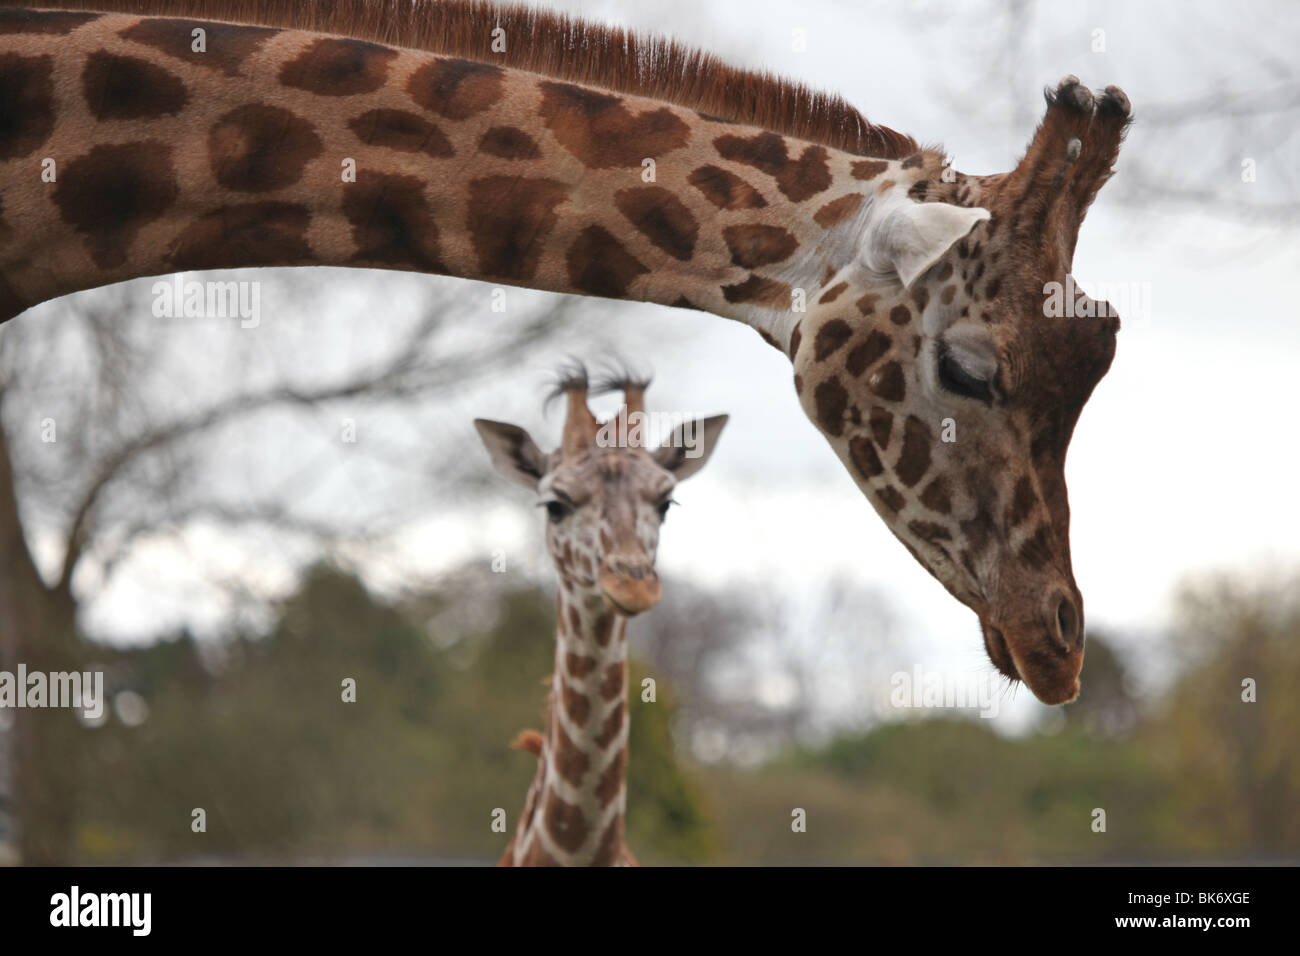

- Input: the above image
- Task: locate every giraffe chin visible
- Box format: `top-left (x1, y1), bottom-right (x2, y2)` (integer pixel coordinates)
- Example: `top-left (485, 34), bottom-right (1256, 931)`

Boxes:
top-left (600, 577), bottom-right (662, 617)
top-left (981, 621), bottom-right (1082, 706)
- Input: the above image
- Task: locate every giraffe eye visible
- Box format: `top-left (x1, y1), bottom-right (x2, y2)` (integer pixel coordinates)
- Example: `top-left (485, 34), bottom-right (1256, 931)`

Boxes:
top-left (542, 500), bottom-right (572, 523)
top-left (937, 346), bottom-right (995, 404)
top-left (657, 498), bottom-right (676, 521)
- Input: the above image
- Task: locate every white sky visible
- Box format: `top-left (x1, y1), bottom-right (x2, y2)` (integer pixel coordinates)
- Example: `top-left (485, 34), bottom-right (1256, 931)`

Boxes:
top-left (24, 0), bottom-right (1299, 734)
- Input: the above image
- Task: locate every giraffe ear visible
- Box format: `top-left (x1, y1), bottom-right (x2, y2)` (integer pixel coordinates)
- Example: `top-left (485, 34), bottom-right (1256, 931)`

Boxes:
top-left (653, 415), bottom-right (728, 481)
top-left (865, 196), bottom-right (991, 288)
top-left (474, 419), bottom-right (547, 490)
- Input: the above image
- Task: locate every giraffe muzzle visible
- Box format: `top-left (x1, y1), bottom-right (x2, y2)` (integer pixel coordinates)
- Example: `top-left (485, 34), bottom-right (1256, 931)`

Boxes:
top-left (599, 559), bottom-right (662, 615)
top-left (982, 589), bottom-right (1086, 705)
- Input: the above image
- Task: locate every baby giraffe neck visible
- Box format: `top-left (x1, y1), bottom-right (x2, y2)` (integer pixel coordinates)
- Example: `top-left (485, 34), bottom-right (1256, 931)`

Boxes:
top-left (507, 587), bottom-right (631, 866)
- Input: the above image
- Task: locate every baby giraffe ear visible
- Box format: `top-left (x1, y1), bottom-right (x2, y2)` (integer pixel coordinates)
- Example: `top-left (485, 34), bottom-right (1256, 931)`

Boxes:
top-left (653, 414), bottom-right (728, 481)
top-left (865, 195), bottom-right (991, 288)
top-left (473, 419), bottom-right (547, 490)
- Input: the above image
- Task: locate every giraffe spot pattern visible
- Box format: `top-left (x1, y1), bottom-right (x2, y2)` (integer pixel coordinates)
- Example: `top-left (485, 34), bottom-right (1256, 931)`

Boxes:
top-left (168, 201), bottom-right (312, 271)
top-left (593, 612), bottom-right (616, 648)
top-left (52, 141), bottom-right (178, 269)
top-left (349, 108), bottom-right (453, 157)
top-left (868, 406), bottom-right (893, 449)
top-left (869, 360), bottom-right (906, 402)
top-left (876, 485), bottom-right (906, 513)
top-left (600, 662), bottom-right (623, 700)
top-left (544, 785), bottom-right (589, 849)
top-left (889, 304), bottom-right (912, 326)
top-left (595, 748), bottom-right (626, 805)
top-left (594, 700), bottom-right (624, 748)
top-left (714, 131), bottom-right (832, 202)
top-left (565, 652), bottom-right (598, 678)
top-left (477, 125), bottom-right (540, 159)
top-left (0, 10), bottom-right (99, 34)
top-left (850, 159), bottom-right (888, 180)
top-left (467, 176), bottom-right (568, 279)
top-left (895, 415), bottom-right (932, 487)
top-left (687, 164), bottom-right (767, 209)
top-left (920, 476), bottom-right (952, 514)
top-left (615, 186), bottom-right (699, 261)
top-left (813, 193), bottom-right (864, 228)
top-left (561, 680), bottom-right (590, 725)
top-left (819, 282), bottom-right (848, 305)
top-left (721, 223), bottom-right (797, 268)
top-left (82, 51), bottom-right (188, 120)
top-left (552, 721), bottom-right (589, 787)
top-left (538, 80), bottom-right (689, 169)
top-left (119, 18), bottom-right (278, 75)
top-left (1006, 474), bottom-right (1037, 528)
top-left (721, 274), bottom-right (790, 308)
top-left (408, 58), bottom-right (505, 119)
top-left (208, 104), bottom-right (322, 193)
top-left (846, 330), bottom-right (891, 377)
top-left (343, 173), bottom-right (445, 271)
top-left (908, 520), bottom-right (952, 544)
top-left (856, 292), bottom-right (880, 315)
top-left (814, 319), bottom-right (852, 360)
top-left (814, 377), bottom-right (849, 437)
top-left (789, 322), bottom-right (803, 359)
top-left (280, 37), bottom-right (397, 96)
top-left (849, 436), bottom-right (883, 479)
top-left (0, 53), bottom-right (53, 161)
top-left (567, 225), bottom-right (648, 297)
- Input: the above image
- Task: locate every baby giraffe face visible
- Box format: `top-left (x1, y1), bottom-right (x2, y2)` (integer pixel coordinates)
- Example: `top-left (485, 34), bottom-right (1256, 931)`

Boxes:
top-left (475, 383), bottom-right (727, 617)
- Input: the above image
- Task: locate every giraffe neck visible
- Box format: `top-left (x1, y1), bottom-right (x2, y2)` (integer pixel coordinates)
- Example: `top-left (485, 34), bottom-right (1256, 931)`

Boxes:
top-left (1, 8), bottom-right (913, 352)
top-left (508, 588), bottom-right (629, 866)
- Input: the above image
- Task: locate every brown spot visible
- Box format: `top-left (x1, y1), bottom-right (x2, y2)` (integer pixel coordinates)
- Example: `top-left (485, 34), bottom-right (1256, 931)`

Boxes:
top-left (343, 173), bottom-right (445, 271)
top-left (120, 19), bottom-right (278, 75)
top-left (936, 261), bottom-right (954, 281)
top-left (819, 282), bottom-right (848, 305)
top-left (593, 612), bottom-right (617, 648)
top-left (986, 276), bottom-right (1002, 300)
top-left (209, 104), bottom-right (322, 193)
top-left (0, 53), bottom-right (53, 161)
top-left (877, 178), bottom-right (896, 192)
top-left (82, 51), bottom-right (188, 120)
top-left (1006, 474), bottom-right (1037, 528)
top-left (615, 186), bottom-right (699, 261)
top-left (856, 293), bottom-right (880, 316)
top-left (478, 125), bottom-right (540, 159)
top-left (349, 109), bottom-right (454, 157)
top-left (567, 225), bottom-right (648, 298)
top-left (849, 436), bottom-right (883, 479)
top-left (409, 58), bottom-right (505, 119)
top-left (671, 295), bottom-right (701, 311)
top-left (793, 373), bottom-right (803, 394)
top-left (814, 193), bottom-right (865, 228)
top-left (594, 701), bottom-right (624, 747)
top-left (908, 520), bottom-right (952, 544)
top-left (895, 415), bottom-right (933, 487)
top-left (721, 274), bottom-right (790, 308)
top-left (846, 330), bottom-right (891, 376)
top-left (851, 159), bottom-right (888, 180)
top-left (552, 721), bottom-right (589, 787)
top-left (467, 176), bottom-right (568, 280)
top-left (281, 37), bottom-right (396, 96)
top-left (940, 285), bottom-right (956, 305)
top-left (889, 304), bottom-right (912, 326)
top-left (714, 131), bottom-right (832, 201)
top-left (0, 10), bottom-right (98, 34)
top-left (758, 329), bottom-right (781, 350)
top-left (867, 406), bottom-right (893, 449)
top-left (600, 662), bottom-right (624, 701)
top-left (876, 485), bottom-right (906, 513)
top-left (595, 748), bottom-right (626, 805)
top-left (1018, 525), bottom-right (1054, 568)
top-left (543, 787), bottom-right (588, 852)
top-left (814, 378), bottom-right (849, 436)
top-left (789, 322), bottom-right (803, 358)
top-left (870, 361), bottom-right (906, 402)
top-left (814, 319), bottom-right (852, 360)
top-left (539, 80), bottom-right (689, 168)
top-left (687, 164), bottom-right (767, 209)
top-left (168, 202), bottom-right (312, 271)
top-left (920, 476), bottom-right (952, 515)
top-left (562, 682), bottom-right (590, 725)
top-left (721, 224), bottom-right (797, 269)
top-left (593, 817), bottom-right (623, 866)
top-left (566, 652), bottom-right (598, 678)
top-left (52, 142), bottom-right (178, 269)
top-left (568, 604), bottom-right (582, 636)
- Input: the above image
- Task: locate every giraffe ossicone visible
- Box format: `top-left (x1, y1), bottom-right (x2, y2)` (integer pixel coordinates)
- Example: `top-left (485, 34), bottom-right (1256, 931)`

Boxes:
top-left (476, 365), bottom-right (727, 865)
top-left (0, 2), bottom-right (1131, 703)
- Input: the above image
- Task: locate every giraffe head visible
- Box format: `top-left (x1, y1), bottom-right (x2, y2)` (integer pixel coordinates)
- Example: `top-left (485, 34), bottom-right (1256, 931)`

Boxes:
top-left (475, 367), bottom-right (727, 616)
top-left (794, 78), bottom-right (1130, 704)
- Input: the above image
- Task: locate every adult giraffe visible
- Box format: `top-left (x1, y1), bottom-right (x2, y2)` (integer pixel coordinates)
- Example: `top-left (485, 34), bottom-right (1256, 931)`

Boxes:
top-left (0, 0), bottom-right (1130, 704)
top-left (477, 369), bottom-right (726, 865)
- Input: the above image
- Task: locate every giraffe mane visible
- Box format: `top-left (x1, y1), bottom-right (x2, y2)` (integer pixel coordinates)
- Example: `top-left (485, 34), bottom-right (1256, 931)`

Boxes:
top-left (13, 0), bottom-right (922, 159)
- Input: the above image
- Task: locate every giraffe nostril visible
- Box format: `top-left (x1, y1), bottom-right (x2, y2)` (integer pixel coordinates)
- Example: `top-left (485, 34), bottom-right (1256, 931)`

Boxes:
top-left (1053, 593), bottom-right (1081, 651)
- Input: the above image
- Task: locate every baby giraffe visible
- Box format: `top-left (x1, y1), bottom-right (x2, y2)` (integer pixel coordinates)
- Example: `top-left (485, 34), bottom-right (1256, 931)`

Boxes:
top-left (475, 368), bottom-right (726, 866)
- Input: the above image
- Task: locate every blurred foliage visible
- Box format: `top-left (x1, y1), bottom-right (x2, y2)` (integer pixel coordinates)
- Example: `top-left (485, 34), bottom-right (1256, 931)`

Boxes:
top-left (65, 566), bottom-right (1300, 865)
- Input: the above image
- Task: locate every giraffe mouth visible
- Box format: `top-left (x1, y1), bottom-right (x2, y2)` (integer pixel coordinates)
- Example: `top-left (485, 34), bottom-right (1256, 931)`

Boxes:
top-left (981, 618), bottom-right (1083, 705)
top-left (982, 624), bottom-right (1019, 682)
